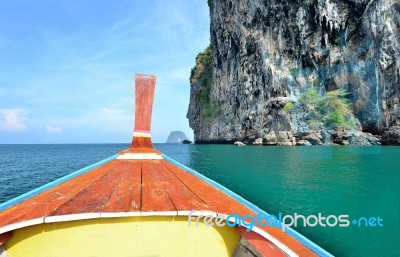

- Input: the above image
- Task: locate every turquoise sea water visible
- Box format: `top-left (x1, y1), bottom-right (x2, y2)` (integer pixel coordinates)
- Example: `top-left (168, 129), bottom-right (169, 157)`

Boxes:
top-left (0, 144), bottom-right (399, 257)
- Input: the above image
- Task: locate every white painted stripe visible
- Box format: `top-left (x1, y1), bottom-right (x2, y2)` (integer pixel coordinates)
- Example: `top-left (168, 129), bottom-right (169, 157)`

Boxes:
top-left (1, 212), bottom-right (180, 232)
top-left (117, 153), bottom-right (163, 160)
top-left (0, 218), bottom-right (44, 235)
top-left (44, 213), bottom-right (100, 223)
top-left (133, 132), bottom-right (151, 138)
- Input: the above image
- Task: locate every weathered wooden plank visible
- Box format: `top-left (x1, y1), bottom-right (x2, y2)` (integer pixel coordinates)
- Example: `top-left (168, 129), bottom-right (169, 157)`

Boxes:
top-left (161, 160), bottom-right (247, 213)
top-left (0, 161), bottom-right (119, 227)
top-left (50, 162), bottom-right (126, 215)
top-left (102, 161), bottom-right (142, 212)
top-left (141, 161), bottom-right (176, 213)
top-left (153, 161), bottom-right (212, 212)
top-left (130, 74), bottom-right (156, 149)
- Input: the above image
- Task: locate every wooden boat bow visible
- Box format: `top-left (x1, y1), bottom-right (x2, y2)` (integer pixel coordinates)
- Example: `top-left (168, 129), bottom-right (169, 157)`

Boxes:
top-left (0, 74), bottom-right (332, 257)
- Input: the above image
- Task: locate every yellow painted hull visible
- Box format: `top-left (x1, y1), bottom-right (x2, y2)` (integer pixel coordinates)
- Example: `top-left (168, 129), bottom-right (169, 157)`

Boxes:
top-left (5, 216), bottom-right (240, 257)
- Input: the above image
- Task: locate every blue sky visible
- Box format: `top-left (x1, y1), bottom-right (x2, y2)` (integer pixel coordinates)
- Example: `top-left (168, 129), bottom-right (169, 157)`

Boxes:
top-left (0, 0), bottom-right (210, 143)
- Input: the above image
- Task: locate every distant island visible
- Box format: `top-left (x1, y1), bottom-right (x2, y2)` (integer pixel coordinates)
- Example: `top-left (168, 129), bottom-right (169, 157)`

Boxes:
top-left (166, 131), bottom-right (190, 143)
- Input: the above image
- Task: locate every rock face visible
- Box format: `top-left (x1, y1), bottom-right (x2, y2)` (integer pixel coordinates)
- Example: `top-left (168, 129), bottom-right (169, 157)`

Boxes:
top-left (277, 131), bottom-right (297, 146)
top-left (263, 131), bottom-right (277, 145)
top-left (252, 138), bottom-right (263, 145)
top-left (295, 131), bottom-right (323, 145)
top-left (381, 126), bottom-right (400, 144)
top-left (165, 131), bottom-right (189, 143)
top-left (187, 0), bottom-right (400, 145)
top-left (329, 127), bottom-right (381, 145)
top-left (297, 140), bottom-right (312, 146)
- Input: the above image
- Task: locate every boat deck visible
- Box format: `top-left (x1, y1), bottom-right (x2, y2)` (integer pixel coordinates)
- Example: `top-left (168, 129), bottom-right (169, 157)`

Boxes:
top-left (0, 155), bottom-right (317, 257)
top-left (0, 74), bottom-right (328, 257)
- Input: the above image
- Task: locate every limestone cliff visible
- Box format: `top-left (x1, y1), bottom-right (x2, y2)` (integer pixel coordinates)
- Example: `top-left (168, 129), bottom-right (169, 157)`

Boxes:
top-left (187, 0), bottom-right (400, 145)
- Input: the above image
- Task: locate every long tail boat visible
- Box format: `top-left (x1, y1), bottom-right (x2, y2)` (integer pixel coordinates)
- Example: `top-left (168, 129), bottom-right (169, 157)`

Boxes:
top-left (0, 74), bottom-right (333, 257)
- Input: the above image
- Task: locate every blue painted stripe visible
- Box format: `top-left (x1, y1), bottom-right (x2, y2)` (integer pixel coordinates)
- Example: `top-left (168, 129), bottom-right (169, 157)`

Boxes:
top-left (0, 154), bottom-right (118, 211)
top-left (162, 154), bottom-right (334, 257)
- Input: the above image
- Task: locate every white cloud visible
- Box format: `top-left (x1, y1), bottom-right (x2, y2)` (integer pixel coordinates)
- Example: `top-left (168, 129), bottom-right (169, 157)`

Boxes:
top-left (46, 125), bottom-right (62, 133)
top-left (0, 109), bottom-right (27, 132)
top-left (43, 105), bottom-right (133, 132)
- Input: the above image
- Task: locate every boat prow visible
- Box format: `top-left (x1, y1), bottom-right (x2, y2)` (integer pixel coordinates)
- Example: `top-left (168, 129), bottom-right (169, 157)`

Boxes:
top-left (0, 74), bottom-right (333, 257)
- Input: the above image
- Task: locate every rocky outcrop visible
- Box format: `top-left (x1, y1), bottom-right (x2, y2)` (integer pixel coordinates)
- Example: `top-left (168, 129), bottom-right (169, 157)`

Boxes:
top-left (381, 126), bottom-right (400, 145)
top-left (277, 131), bottom-right (297, 146)
top-left (295, 131), bottom-right (323, 145)
top-left (347, 130), bottom-right (381, 145)
top-left (187, 0), bottom-right (400, 145)
top-left (252, 138), bottom-right (263, 145)
top-left (166, 131), bottom-right (189, 143)
top-left (330, 127), bottom-right (350, 145)
top-left (297, 140), bottom-right (312, 146)
top-left (263, 131), bottom-right (277, 145)
top-left (329, 127), bottom-right (381, 145)
top-left (234, 141), bottom-right (246, 146)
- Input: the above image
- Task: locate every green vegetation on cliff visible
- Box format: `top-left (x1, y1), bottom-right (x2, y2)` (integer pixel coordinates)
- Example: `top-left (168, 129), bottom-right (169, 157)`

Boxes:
top-left (190, 46), bottom-right (221, 124)
top-left (191, 46), bottom-right (212, 105)
top-left (297, 88), bottom-right (356, 129)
